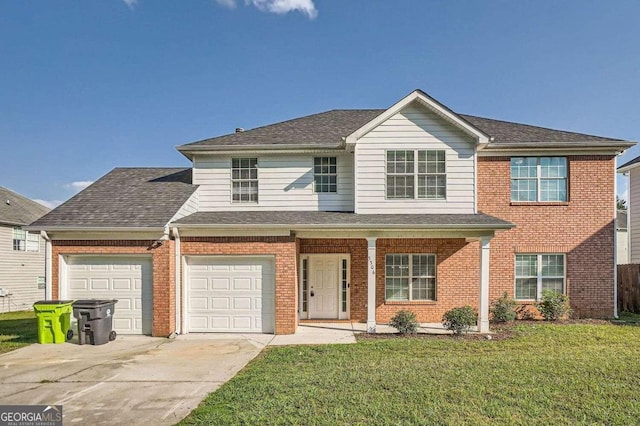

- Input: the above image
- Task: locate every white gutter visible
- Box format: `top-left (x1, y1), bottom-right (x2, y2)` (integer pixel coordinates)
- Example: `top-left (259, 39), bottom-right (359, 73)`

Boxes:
top-left (40, 231), bottom-right (52, 300)
top-left (172, 227), bottom-right (181, 334)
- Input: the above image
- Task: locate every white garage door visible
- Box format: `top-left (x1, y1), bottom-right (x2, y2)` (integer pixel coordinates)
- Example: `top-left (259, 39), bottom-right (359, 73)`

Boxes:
top-left (186, 257), bottom-right (275, 333)
top-left (66, 256), bottom-right (153, 335)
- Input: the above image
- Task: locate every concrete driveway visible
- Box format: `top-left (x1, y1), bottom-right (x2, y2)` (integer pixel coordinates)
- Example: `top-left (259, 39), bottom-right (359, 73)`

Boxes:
top-left (0, 334), bottom-right (272, 425)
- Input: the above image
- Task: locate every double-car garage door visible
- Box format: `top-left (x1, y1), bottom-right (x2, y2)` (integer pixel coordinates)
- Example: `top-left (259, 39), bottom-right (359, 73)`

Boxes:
top-left (63, 255), bottom-right (275, 335)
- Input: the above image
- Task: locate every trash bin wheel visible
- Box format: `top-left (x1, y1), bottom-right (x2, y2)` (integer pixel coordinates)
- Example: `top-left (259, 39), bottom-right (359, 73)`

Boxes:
top-left (66, 329), bottom-right (74, 341)
top-left (109, 330), bottom-right (117, 341)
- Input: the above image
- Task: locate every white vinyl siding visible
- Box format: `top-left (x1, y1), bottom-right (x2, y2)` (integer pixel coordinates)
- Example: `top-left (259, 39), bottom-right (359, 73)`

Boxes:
top-left (630, 168), bottom-right (640, 263)
top-left (194, 153), bottom-right (354, 211)
top-left (170, 188), bottom-right (199, 222)
top-left (355, 103), bottom-right (476, 214)
top-left (0, 225), bottom-right (46, 312)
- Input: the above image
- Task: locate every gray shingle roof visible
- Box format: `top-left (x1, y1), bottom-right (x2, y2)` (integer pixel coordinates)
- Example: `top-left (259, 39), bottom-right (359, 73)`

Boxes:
top-left (172, 211), bottom-right (513, 229)
top-left (178, 109), bottom-right (630, 151)
top-left (618, 155), bottom-right (640, 170)
top-left (0, 187), bottom-right (50, 226)
top-left (30, 168), bottom-right (197, 229)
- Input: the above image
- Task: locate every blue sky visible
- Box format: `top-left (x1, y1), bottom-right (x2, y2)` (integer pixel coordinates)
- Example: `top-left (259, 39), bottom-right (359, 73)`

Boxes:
top-left (1, 0), bottom-right (639, 208)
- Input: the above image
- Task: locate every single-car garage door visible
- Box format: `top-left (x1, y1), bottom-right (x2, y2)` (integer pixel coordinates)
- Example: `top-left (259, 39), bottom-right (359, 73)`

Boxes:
top-left (186, 256), bottom-right (275, 333)
top-left (66, 256), bottom-right (153, 335)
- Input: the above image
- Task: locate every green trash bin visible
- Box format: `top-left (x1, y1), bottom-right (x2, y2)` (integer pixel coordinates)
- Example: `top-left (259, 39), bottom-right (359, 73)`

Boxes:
top-left (33, 300), bottom-right (75, 344)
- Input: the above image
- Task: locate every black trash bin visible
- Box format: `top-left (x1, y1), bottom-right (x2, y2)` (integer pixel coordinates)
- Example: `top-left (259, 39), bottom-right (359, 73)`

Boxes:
top-left (72, 299), bottom-right (118, 345)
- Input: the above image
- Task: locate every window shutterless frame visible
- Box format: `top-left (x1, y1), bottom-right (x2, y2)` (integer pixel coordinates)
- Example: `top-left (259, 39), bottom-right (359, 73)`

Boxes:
top-left (514, 253), bottom-right (566, 301)
top-left (313, 157), bottom-right (338, 193)
top-left (385, 150), bottom-right (446, 200)
top-left (230, 157), bottom-right (259, 203)
top-left (510, 157), bottom-right (568, 202)
top-left (384, 253), bottom-right (437, 302)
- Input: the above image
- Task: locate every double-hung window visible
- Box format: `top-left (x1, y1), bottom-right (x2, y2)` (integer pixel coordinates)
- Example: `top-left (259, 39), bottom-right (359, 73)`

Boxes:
top-left (515, 254), bottom-right (565, 300)
top-left (386, 150), bottom-right (446, 199)
top-left (511, 157), bottom-right (567, 202)
top-left (313, 157), bottom-right (337, 193)
top-left (385, 254), bottom-right (436, 301)
top-left (12, 227), bottom-right (39, 252)
top-left (231, 158), bottom-right (258, 203)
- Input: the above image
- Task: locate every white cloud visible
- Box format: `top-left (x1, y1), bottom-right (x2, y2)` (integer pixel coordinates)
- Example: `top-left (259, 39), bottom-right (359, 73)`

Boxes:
top-left (33, 199), bottom-right (63, 209)
top-left (122, 0), bottom-right (138, 9)
top-left (65, 181), bottom-right (94, 192)
top-left (216, 0), bottom-right (237, 9)
top-left (217, 0), bottom-right (318, 19)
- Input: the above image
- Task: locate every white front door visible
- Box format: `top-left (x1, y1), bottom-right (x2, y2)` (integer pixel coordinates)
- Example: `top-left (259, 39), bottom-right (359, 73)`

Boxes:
top-left (309, 256), bottom-right (339, 319)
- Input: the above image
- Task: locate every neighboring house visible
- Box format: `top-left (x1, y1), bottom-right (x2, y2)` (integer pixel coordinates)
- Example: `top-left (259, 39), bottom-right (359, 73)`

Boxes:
top-left (617, 210), bottom-right (629, 264)
top-left (29, 90), bottom-right (634, 336)
top-left (618, 157), bottom-right (640, 263)
top-left (0, 187), bottom-right (50, 312)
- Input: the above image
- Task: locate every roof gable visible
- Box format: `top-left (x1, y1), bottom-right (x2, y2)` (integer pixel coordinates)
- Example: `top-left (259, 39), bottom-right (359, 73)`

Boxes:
top-left (345, 90), bottom-right (490, 146)
top-left (0, 186), bottom-right (50, 226)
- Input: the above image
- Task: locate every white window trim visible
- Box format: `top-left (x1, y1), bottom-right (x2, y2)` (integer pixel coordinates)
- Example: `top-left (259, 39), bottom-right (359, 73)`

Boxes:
top-left (12, 227), bottom-right (39, 252)
top-left (385, 150), bottom-right (447, 200)
top-left (313, 156), bottom-right (338, 193)
top-left (511, 157), bottom-right (568, 202)
top-left (514, 253), bottom-right (566, 301)
top-left (230, 157), bottom-right (259, 204)
top-left (385, 253), bottom-right (437, 302)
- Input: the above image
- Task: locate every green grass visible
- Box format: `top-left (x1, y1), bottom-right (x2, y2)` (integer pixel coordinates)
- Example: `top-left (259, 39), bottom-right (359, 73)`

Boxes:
top-left (180, 323), bottom-right (640, 425)
top-left (0, 310), bottom-right (37, 353)
top-left (617, 311), bottom-right (640, 323)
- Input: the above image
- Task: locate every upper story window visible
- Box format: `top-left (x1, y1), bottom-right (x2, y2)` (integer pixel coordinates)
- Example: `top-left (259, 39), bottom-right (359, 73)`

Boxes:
top-left (386, 150), bottom-right (446, 200)
top-left (314, 157), bottom-right (337, 193)
top-left (12, 227), bottom-right (39, 252)
top-left (511, 157), bottom-right (567, 202)
top-left (385, 254), bottom-right (436, 301)
top-left (515, 254), bottom-right (565, 300)
top-left (231, 158), bottom-right (258, 203)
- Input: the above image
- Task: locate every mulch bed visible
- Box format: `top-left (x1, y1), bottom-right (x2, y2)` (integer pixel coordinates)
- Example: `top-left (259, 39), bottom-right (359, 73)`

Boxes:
top-left (356, 319), bottom-right (613, 342)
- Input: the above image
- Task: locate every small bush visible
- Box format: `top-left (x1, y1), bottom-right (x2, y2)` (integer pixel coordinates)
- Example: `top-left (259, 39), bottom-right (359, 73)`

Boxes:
top-left (442, 306), bottom-right (477, 335)
top-left (537, 290), bottom-right (572, 321)
top-left (490, 292), bottom-right (517, 322)
top-left (389, 310), bottom-right (418, 334)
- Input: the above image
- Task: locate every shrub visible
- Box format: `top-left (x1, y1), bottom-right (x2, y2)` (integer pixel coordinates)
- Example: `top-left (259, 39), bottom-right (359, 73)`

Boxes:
top-left (490, 291), bottom-right (517, 322)
top-left (442, 306), bottom-right (477, 335)
top-left (389, 310), bottom-right (418, 335)
top-left (537, 290), bottom-right (572, 321)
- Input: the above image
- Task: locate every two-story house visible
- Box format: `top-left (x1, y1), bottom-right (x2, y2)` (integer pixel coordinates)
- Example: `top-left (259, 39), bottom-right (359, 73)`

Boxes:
top-left (29, 90), bottom-right (633, 336)
top-left (0, 186), bottom-right (50, 312)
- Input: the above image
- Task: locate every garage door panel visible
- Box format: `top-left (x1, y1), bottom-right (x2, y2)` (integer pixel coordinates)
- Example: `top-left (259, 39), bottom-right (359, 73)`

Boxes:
top-left (187, 257), bottom-right (275, 333)
top-left (67, 256), bottom-right (152, 335)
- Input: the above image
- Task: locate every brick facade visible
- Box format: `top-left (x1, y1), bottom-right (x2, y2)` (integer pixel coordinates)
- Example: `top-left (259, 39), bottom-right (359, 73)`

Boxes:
top-left (51, 240), bottom-right (175, 337)
top-left (478, 155), bottom-right (616, 318)
top-left (49, 156), bottom-right (617, 335)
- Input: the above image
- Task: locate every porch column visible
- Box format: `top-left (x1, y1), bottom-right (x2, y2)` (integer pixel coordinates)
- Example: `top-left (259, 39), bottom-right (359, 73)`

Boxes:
top-left (367, 237), bottom-right (377, 333)
top-left (478, 236), bottom-right (491, 333)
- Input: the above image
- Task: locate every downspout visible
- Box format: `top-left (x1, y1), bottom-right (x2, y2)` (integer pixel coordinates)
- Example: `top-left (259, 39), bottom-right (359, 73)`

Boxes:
top-left (613, 159), bottom-right (618, 319)
top-left (40, 231), bottom-right (52, 300)
top-left (172, 227), bottom-right (181, 334)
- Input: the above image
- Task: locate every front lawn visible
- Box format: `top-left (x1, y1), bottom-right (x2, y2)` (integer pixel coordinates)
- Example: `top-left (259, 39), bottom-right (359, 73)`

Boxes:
top-left (181, 323), bottom-right (640, 425)
top-left (0, 311), bottom-right (37, 354)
